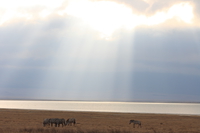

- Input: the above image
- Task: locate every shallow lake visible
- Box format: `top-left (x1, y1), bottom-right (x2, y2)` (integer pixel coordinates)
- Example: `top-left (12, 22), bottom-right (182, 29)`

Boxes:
top-left (0, 100), bottom-right (200, 115)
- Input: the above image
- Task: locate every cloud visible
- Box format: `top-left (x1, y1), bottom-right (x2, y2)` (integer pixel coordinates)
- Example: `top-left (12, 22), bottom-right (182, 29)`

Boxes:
top-left (191, 0), bottom-right (200, 25)
top-left (0, 12), bottom-right (128, 72)
top-left (0, 0), bottom-right (198, 38)
top-left (132, 26), bottom-right (200, 75)
top-left (0, 0), bottom-right (200, 102)
top-left (0, 2), bottom-right (199, 74)
top-left (105, 0), bottom-right (149, 14)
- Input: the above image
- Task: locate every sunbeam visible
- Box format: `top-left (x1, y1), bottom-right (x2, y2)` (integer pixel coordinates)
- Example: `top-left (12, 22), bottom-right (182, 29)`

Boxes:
top-left (65, 1), bottom-right (194, 38)
top-left (0, 0), bottom-right (200, 102)
top-left (0, 0), bottom-right (194, 39)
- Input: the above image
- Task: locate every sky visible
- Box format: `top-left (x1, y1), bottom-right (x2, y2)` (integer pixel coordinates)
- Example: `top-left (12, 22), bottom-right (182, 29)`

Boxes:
top-left (0, 0), bottom-right (200, 102)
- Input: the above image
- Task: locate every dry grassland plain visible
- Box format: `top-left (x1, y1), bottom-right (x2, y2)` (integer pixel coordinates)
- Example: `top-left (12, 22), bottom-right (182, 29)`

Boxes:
top-left (0, 109), bottom-right (200, 133)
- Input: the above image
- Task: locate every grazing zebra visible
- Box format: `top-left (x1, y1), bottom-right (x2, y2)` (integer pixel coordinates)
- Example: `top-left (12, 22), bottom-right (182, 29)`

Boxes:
top-left (49, 118), bottom-right (58, 127)
top-left (43, 118), bottom-right (50, 127)
top-left (43, 118), bottom-right (66, 127)
top-left (50, 118), bottom-right (60, 127)
top-left (58, 118), bottom-right (66, 127)
top-left (66, 118), bottom-right (76, 126)
top-left (129, 120), bottom-right (142, 128)
top-left (49, 118), bottom-right (65, 127)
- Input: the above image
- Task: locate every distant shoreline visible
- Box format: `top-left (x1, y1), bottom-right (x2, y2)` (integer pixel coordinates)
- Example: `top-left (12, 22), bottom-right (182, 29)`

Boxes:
top-left (0, 99), bottom-right (200, 103)
top-left (0, 108), bottom-right (199, 117)
top-left (0, 100), bottom-right (200, 115)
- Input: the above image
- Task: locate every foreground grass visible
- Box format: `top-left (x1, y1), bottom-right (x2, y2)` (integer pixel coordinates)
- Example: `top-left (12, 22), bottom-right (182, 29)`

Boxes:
top-left (9, 128), bottom-right (133, 133)
top-left (1, 109), bottom-right (200, 133)
top-left (17, 127), bottom-right (200, 133)
top-left (1, 126), bottom-right (200, 133)
top-left (0, 127), bottom-right (194, 133)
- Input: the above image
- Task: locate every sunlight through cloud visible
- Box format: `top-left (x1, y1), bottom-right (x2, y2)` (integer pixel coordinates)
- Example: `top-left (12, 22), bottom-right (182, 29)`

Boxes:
top-left (168, 3), bottom-right (193, 23)
top-left (0, 0), bottom-right (194, 39)
top-left (0, 0), bottom-right (64, 25)
top-left (65, 0), bottom-right (135, 37)
top-left (65, 1), bottom-right (194, 38)
top-left (0, 0), bottom-right (200, 102)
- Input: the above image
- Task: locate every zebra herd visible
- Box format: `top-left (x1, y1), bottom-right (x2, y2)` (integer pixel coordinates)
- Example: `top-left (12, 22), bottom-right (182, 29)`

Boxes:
top-left (43, 118), bottom-right (76, 127)
top-left (43, 118), bottom-right (141, 128)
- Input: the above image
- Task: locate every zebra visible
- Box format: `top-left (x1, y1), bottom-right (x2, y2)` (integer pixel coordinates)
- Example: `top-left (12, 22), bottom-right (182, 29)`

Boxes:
top-left (49, 118), bottom-right (65, 127)
top-left (65, 118), bottom-right (76, 126)
top-left (129, 120), bottom-right (142, 128)
top-left (49, 118), bottom-right (58, 127)
top-left (43, 118), bottom-right (50, 127)
top-left (44, 118), bottom-right (66, 127)
top-left (42, 118), bottom-right (66, 127)
top-left (58, 118), bottom-right (66, 127)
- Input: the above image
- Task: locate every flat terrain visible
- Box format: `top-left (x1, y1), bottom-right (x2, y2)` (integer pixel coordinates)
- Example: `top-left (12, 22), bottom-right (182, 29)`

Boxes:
top-left (0, 109), bottom-right (200, 133)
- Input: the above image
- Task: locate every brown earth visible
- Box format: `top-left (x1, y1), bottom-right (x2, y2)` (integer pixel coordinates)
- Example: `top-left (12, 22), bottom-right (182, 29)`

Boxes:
top-left (0, 109), bottom-right (200, 133)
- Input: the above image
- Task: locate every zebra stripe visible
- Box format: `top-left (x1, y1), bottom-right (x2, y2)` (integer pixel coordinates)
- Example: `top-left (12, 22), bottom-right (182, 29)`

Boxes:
top-left (43, 118), bottom-right (50, 127)
top-left (129, 120), bottom-right (142, 128)
top-left (49, 118), bottom-right (66, 127)
top-left (66, 118), bottom-right (76, 126)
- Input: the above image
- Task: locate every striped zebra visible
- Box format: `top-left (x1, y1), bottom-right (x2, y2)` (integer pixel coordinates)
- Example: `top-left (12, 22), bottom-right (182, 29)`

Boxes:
top-left (58, 118), bottom-right (66, 127)
top-left (43, 118), bottom-right (50, 127)
top-left (49, 118), bottom-right (59, 127)
top-left (65, 118), bottom-right (76, 126)
top-left (129, 120), bottom-right (142, 128)
top-left (49, 118), bottom-right (66, 127)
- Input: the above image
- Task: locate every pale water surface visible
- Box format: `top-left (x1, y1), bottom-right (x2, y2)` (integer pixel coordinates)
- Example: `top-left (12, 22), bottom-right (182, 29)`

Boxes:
top-left (0, 100), bottom-right (200, 115)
